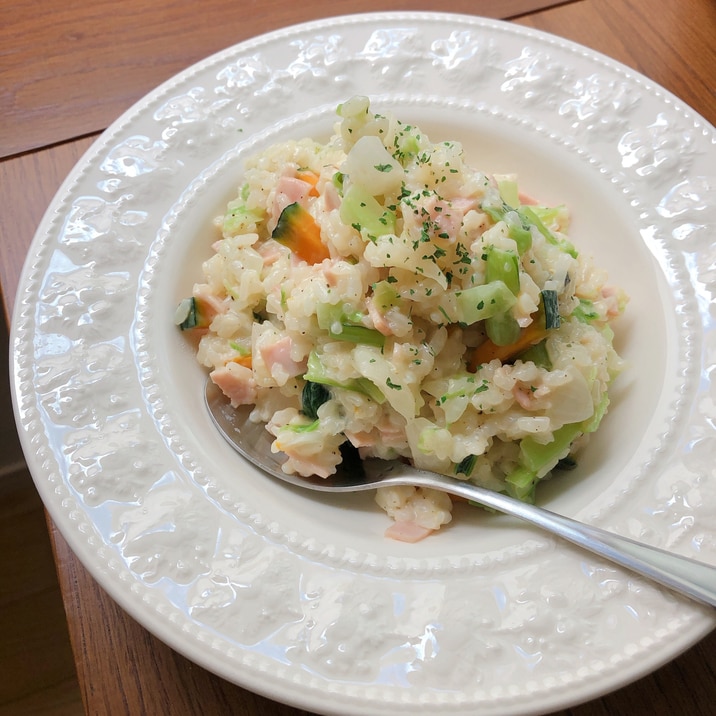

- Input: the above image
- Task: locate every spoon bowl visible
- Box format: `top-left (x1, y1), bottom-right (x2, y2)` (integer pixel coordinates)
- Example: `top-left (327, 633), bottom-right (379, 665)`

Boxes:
top-left (205, 378), bottom-right (716, 607)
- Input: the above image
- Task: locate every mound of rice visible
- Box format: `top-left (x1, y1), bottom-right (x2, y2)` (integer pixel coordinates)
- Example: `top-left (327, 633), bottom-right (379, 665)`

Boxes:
top-left (177, 96), bottom-right (627, 542)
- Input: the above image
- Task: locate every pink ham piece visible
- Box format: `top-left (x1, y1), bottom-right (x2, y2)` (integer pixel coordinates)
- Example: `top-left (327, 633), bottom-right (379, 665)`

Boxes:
top-left (518, 191), bottom-right (539, 205)
top-left (259, 335), bottom-right (306, 382)
top-left (322, 181), bottom-right (341, 212)
top-left (193, 283), bottom-right (229, 320)
top-left (601, 285), bottom-right (626, 317)
top-left (418, 195), bottom-right (475, 243)
top-left (345, 423), bottom-right (407, 451)
top-left (281, 453), bottom-right (336, 480)
top-left (384, 521), bottom-right (435, 543)
top-left (257, 240), bottom-right (284, 266)
top-left (272, 176), bottom-right (314, 222)
top-left (343, 430), bottom-right (374, 448)
top-left (210, 363), bottom-right (257, 407)
top-left (365, 296), bottom-right (393, 336)
top-left (513, 382), bottom-right (549, 410)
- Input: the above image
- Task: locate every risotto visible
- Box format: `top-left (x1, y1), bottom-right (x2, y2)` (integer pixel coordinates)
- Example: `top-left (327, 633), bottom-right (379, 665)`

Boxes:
top-left (176, 97), bottom-right (627, 542)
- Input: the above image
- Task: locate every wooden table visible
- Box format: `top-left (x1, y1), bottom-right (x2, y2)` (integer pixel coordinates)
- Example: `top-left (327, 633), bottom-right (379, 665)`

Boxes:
top-left (2, 1), bottom-right (715, 713)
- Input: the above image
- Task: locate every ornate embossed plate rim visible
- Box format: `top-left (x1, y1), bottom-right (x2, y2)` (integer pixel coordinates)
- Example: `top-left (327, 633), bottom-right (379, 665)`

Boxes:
top-left (10, 11), bottom-right (716, 716)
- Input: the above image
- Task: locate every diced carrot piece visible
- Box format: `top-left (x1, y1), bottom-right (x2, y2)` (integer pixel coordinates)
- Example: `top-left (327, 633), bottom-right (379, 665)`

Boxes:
top-left (384, 520), bottom-right (435, 543)
top-left (272, 202), bottom-right (330, 264)
top-left (296, 169), bottom-right (320, 197)
top-left (231, 354), bottom-right (252, 369)
top-left (467, 321), bottom-right (548, 371)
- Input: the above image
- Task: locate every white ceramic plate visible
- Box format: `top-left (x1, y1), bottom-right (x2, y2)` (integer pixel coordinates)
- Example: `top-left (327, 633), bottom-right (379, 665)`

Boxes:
top-left (11, 12), bottom-right (716, 715)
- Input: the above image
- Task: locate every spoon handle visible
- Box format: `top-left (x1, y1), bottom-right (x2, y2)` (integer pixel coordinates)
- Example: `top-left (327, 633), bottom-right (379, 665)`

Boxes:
top-left (393, 470), bottom-right (716, 608)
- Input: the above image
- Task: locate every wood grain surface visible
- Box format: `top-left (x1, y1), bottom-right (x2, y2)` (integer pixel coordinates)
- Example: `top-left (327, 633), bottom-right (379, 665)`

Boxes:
top-left (1, 0), bottom-right (562, 158)
top-left (514, 0), bottom-right (716, 125)
top-left (52, 536), bottom-right (716, 716)
top-left (2, 0), bottom-right (715, 714)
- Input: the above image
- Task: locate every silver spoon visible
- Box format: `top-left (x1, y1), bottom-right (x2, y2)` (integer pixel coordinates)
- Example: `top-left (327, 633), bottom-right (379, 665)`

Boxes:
top-left (205, 378), bottom-right (716, 607)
